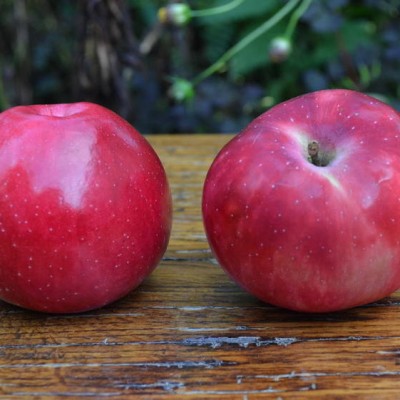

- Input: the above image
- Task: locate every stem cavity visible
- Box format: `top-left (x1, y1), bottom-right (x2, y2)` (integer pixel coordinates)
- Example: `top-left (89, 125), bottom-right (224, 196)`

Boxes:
top-left (307, 140), bottom-right (335, 167)
top-left (307, 141), bottom-right (321, 166)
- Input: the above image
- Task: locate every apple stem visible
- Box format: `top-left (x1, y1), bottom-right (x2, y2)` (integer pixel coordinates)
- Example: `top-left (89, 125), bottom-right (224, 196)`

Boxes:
top-left (307, 141), bottom-right (322, 166)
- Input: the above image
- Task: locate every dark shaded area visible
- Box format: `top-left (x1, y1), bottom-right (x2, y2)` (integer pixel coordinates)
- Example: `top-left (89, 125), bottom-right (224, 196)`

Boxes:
top-left (1, 0), bottom-right (399, 133)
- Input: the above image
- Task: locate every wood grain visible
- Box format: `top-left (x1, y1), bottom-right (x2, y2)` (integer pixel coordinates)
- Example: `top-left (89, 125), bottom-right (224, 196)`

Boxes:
top-left (1, 134), bottom-right (400, 399)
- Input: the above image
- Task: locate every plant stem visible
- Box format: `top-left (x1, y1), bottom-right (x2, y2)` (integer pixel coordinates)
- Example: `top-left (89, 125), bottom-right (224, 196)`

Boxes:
top-left (192, 0), bottom-right (301, 85)
top-left (284, 0), bottom-right (313, 39)
top-left (190, 0), bottom-right (245, 18)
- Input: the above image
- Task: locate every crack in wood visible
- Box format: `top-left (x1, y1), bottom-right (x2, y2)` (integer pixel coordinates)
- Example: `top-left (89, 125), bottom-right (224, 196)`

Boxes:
top-left (244, 370), bottom-right (400, 381)
top-left (181, 334), bottom-right (395, 348)
top-left (1, 334), bottom-right (397, 352)
top-left (114, 380), bottom-right (184, 391)
top-left (182, 336), bottom-right (298, 348)
top-left (0, 359), bottom-right (236, 370)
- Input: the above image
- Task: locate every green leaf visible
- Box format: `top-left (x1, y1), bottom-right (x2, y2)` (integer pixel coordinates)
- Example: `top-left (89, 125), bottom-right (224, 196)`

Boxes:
top-left (229, 22), bottom-right (283, 78)
top-left (306, 35), bottom-right (339, 67)
top-left (340, 19), bottom-right (375, 51)
top-left (197, 0), bottom-right (281, 24)
top-left (201, 23), bottom-right (235, 63)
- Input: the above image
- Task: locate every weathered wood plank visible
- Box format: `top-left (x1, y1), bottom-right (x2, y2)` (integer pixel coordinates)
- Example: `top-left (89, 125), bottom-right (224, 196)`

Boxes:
top-left (1, 134), bottom-right (400, 398)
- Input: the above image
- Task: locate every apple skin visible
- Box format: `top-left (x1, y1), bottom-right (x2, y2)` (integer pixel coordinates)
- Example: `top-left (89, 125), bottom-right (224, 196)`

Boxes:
top-left (203, 89), bottom-right (400, 313)
top-left (0, 103), bottom-right (172, 313)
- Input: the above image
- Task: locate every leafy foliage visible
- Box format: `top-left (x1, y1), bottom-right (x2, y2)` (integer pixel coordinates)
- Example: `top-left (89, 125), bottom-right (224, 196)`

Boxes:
top-left (0, 0), bottom-right (399, 133)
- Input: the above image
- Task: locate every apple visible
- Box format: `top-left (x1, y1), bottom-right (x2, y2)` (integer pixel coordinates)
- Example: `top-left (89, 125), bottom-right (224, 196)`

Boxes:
top-left (203, 89), bottom-right (400, 312)
top-left (0, 102), bottom-right (172, 313)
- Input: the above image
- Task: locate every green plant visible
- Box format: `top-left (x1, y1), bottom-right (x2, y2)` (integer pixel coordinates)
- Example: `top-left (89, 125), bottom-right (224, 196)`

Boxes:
top-left (1, 0), bottom-right (399, 133)
top-left (165, 0), bottom-right (313, 102)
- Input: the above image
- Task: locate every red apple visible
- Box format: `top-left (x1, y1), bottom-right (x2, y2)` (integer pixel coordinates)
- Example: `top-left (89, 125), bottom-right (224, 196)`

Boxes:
top-left (203, 89), bottom-right (400, 312)
top-left (0, 103), bottom-right (171, 313)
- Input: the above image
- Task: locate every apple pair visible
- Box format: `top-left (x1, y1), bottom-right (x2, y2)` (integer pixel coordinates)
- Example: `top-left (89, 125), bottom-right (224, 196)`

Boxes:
top-left (1, 89), bottom-right (400, 314)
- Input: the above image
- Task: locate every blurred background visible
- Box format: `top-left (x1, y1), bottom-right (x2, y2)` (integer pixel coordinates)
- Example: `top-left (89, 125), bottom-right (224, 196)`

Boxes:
top-left (0, 0), bottom-right (399, 133)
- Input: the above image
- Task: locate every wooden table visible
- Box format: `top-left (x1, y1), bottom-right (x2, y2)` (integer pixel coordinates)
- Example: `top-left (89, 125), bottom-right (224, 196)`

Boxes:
top-left (1, 134), bottom-right (400, 399)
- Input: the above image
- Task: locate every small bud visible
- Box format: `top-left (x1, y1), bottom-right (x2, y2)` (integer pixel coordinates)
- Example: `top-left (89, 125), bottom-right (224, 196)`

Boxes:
top-left (169, 78), bottom-right (195, 102)
top-left (158, 3), bottom-right (192, 27)
top-left (269, 37), bottom-right (292, 63)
